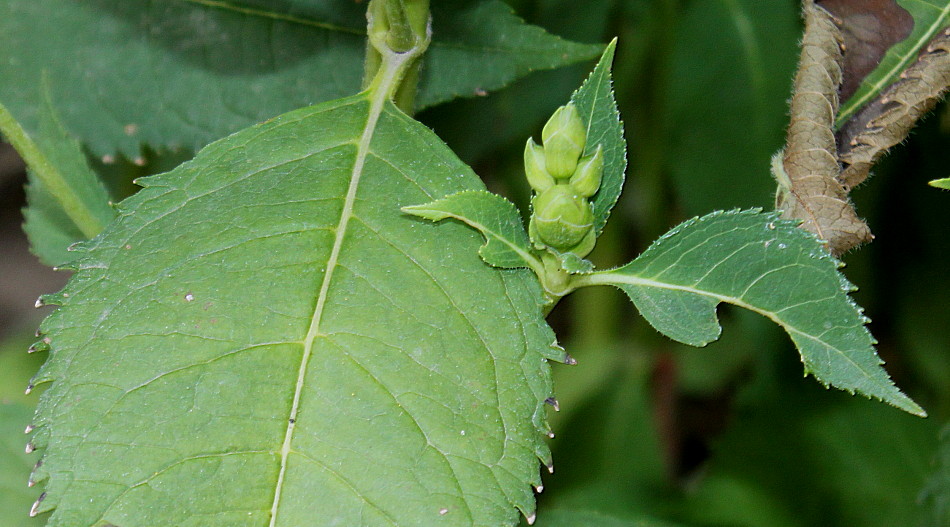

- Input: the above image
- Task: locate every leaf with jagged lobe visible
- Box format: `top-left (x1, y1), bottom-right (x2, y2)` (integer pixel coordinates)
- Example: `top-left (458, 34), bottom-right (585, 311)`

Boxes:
top-left (776, 0), bottom-right (871, 256)
top-left (403, 190), bottom-right (539, 270)
top-left (0, 0), bottom-right (601, 157)
top-left (838, 27), bottom-right (950, 189)
top-left (581, 210), bottom-right (925, 417)
top-left (836, 0), bottom-right (950, 126)
top-left (27, 89), bottom-right (565, 525)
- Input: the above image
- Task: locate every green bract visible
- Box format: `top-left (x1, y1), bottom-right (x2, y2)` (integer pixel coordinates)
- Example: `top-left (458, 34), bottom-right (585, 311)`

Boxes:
top-left (531, 185), bottom-right (595, 250)
top-left (525, 139), bottom-right (555, 192)
top-left (570, 145), bottom-right (604, 198)
top-left (541, 104), bottom-right (586, 179)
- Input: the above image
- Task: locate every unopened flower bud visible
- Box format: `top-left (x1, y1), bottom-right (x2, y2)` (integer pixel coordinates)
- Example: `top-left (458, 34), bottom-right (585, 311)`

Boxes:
top-left (569, 145), bottom-right (603, 198)
top-left (541, 104), bottom-right (586, 179)
top-left (531, 185), bottom-right (594, 250)
top-left (524, 139), bottom-right (554, 192)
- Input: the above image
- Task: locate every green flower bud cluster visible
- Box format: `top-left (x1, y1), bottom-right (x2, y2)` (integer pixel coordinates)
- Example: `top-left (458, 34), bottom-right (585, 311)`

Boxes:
top-left (526, 103), bottom-right (603, 257)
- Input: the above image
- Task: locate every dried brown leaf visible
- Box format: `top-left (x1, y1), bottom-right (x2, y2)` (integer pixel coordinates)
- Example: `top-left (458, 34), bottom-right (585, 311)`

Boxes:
top-left (778, 0), bottom-right (872, 256)
top-left (837, 27), bottom-right (950, 188)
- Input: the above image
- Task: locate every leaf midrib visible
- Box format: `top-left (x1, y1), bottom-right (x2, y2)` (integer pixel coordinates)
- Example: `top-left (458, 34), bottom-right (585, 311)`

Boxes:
top-left (266, 53), bottom-right (412, 525)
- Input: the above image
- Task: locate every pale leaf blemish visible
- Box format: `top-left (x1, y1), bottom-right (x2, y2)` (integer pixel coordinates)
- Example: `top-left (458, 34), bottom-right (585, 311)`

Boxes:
top-left (438, 508), bottom-right (448, 516)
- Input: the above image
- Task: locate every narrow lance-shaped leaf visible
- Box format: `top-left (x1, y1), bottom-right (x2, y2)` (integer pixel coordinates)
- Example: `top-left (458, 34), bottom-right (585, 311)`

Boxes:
top-left (566, 39), bottom-right (626, 236)
top-left (575, 210), bottom-right (925, 417)
top-left (27, 37), bottom-right (562, 527)
top-left (0, 97), bottom-right (114, 267)
top-left (0, 0), bottom-right (601, 157)
top-left (930, 177), bottom-right (950, 189)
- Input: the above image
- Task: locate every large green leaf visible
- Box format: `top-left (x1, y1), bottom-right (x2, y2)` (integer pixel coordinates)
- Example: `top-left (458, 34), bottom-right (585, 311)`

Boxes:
top-left (0, 0), bottom-right (600, 157)
top-left (575, 210), bottom-right (924, 416)
top-left (28, 66), bottom-right (563, 525)
top-left (837, 0), bottom-right (950, 126)
top-left (0, 402), bottom-right (46, 526)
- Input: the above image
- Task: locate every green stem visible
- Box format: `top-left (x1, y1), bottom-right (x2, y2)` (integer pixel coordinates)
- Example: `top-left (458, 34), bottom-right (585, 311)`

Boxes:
top-left (364, 0), bottom-right (431, 114)
top-left (0, 102), bottom-right (106, 239)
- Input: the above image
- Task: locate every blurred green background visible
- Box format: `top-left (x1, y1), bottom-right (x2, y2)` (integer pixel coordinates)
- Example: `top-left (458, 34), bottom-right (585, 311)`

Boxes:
top-left (1, 0), bottom-right (947, 526)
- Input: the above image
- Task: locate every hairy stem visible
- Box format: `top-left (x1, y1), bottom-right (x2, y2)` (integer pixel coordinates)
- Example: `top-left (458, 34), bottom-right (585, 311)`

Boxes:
top-left (775, 0), bottom-right (870, 256)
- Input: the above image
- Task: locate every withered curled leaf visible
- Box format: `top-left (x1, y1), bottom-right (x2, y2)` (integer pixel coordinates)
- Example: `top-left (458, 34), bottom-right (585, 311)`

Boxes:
top-left (777, 0), bottom-right (872, 256)
top-left (838, 27), bottom-right (950, 189)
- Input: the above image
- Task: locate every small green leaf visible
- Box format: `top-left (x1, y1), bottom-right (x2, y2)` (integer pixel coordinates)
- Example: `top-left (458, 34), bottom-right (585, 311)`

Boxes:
top-left (548, 248), bottom-right (595, 274)
top-left (0, 0), bottom-right (601, 156)
top-left (837, 0), bottom-right (950, 126)
top-left (0, 97), bottom-right (114, 267)
top-left (567, 39), bottom-right (626, 236)
top-left (576, 210), bottom-right (925, 416)
top-left (402, 190), bottom-right (542, 271)
top-left (929, 177), bottom-right (950, 189)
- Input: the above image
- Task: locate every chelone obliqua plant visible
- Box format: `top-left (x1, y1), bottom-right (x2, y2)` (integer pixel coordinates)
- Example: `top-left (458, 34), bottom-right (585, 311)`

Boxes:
top-left (1, 0), bottom-right (934, 525)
